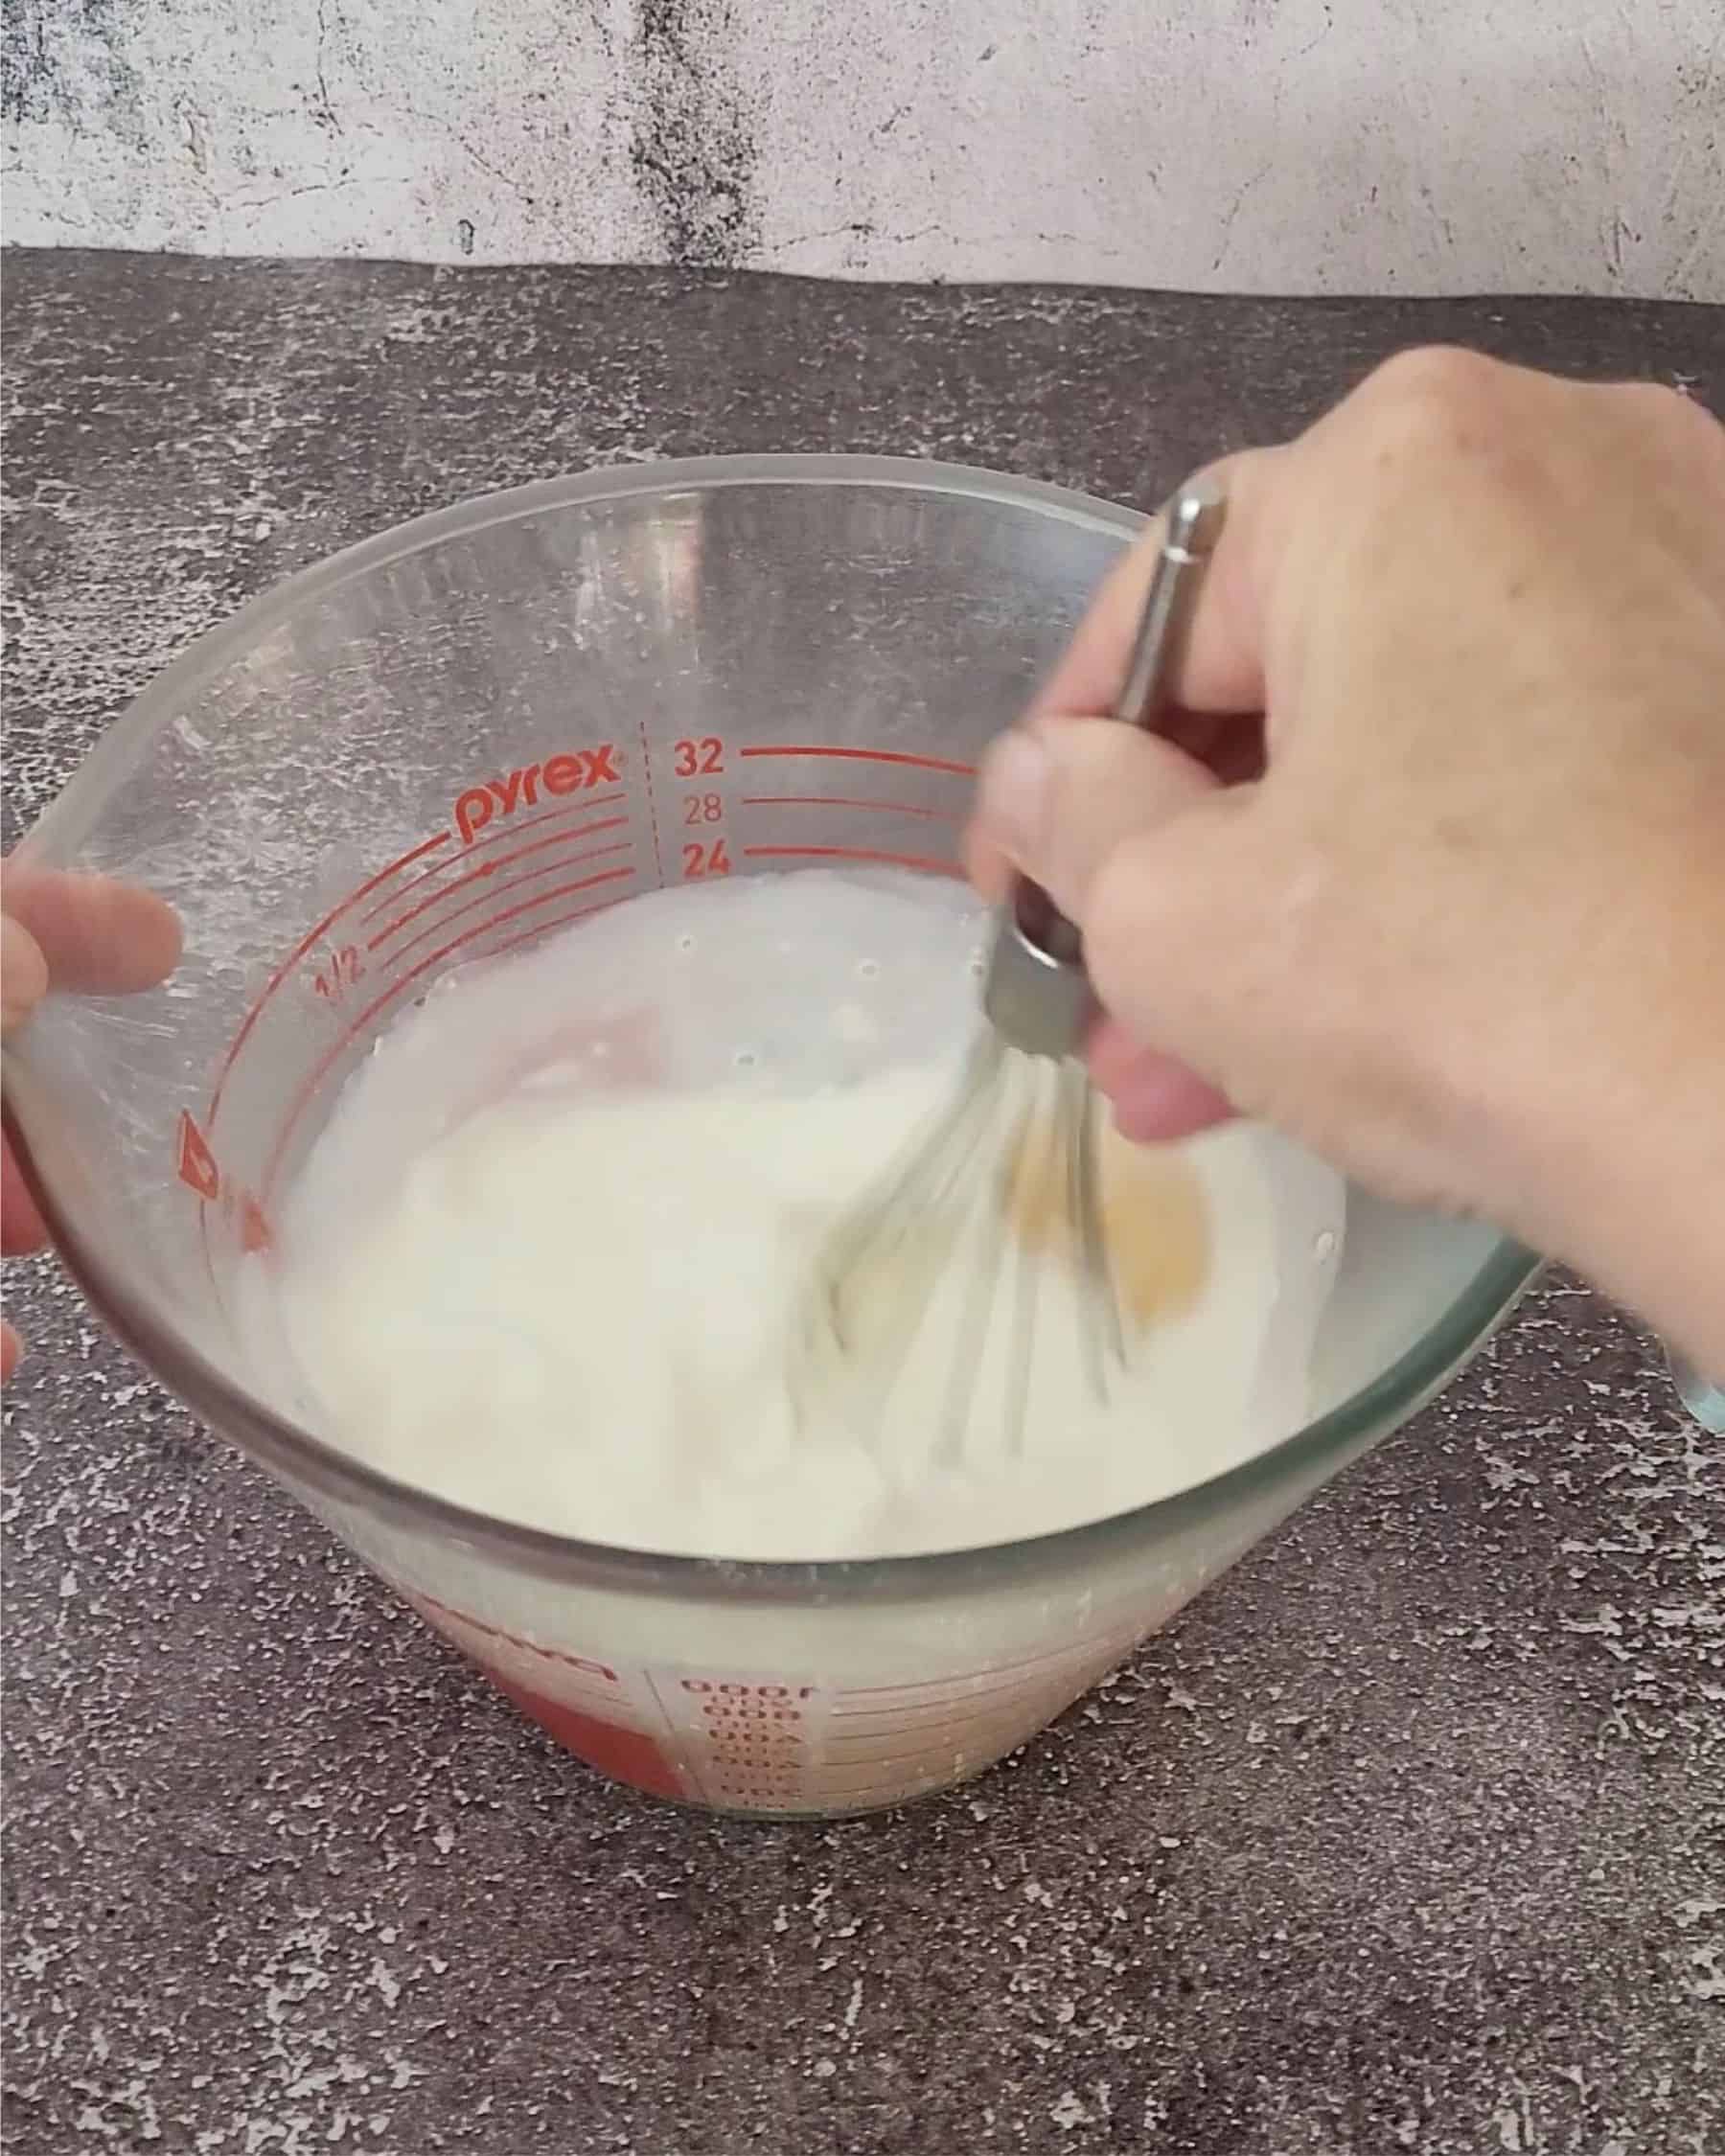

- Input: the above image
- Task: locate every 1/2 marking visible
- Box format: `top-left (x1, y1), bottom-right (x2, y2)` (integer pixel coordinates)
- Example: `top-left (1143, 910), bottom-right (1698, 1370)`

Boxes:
top-left (310, 944), bottom-right (364, 1002)
top-left (681, 838), bottom-right (732, 878)
top-left (673, 736), bottom-right (725, 777)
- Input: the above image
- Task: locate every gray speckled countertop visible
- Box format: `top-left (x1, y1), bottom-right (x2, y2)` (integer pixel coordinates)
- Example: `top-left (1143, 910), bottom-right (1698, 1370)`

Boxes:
top-left (2, 253), bottom-right (1722, 2155)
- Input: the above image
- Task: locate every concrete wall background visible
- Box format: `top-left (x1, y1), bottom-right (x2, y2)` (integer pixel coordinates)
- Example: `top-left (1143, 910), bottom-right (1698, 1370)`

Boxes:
top-left (2, 1), bottom-right (1721, 300)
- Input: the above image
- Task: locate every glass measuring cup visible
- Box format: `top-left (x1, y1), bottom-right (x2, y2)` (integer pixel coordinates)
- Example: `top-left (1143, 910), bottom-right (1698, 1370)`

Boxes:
top-left (5, 456), bottom-right (1539, 1817)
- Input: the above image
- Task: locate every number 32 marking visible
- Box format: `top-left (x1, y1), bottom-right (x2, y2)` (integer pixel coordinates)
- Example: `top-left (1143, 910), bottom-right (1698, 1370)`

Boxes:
top-left (673, 736), bottom-right (724, 777)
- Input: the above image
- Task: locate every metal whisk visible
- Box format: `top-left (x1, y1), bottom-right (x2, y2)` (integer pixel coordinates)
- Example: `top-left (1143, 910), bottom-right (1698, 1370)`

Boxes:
top-left (797, 477), bottom-right (1227, 1465)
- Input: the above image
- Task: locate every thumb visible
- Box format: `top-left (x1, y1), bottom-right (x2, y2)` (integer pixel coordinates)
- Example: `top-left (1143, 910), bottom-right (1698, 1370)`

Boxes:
top-left (968, 712), bottom-right (1216, 921)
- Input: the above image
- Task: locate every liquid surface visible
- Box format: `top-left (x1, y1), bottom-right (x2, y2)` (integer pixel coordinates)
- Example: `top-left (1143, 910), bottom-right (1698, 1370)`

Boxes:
top-left (245, 872), bottom-right (1346, 1559)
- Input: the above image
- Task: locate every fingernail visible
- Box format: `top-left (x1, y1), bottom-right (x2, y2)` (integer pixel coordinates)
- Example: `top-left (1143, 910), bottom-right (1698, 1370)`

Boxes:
top-left (979, 726), bottom-right (1052, 863)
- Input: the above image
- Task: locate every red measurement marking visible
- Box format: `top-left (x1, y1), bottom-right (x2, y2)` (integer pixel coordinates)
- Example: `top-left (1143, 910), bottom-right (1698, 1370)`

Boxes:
top-left (310, 944), bottom-right (364, 1002)
top-left (740, 793), bottom-right (961, 823)
top-left (366, 819), bottom-right (631, 951)
top-left (680, 837), bottom-right (732, 879)
top-left (829, 1697), bottom-right (1057, 1744)
top-left (239, 1191), bottom-right (273, 1253)
top-left (806, 1772), bottom-right (978, 1802)
top-left (838, 1635), bottom-right (1131, 1698)
top-left (207, 831), bottom-right (451, 1122)
top-left (678, 1679), bottom-right (817, 1699)
top-left (382, 842), bottom-right (633, 966)
top-left (452, 746), bottom-right (620, 847)
top-left (830, 1674), bottom-right (1055, 1720)
top-left (175, 1110), bottom-right (220, 1201)
top-left (738, 744), bottom-right (976, 777)
top-left (358, 794), bottom-right (626, 923)
top-left (260, 866), bottom-right (636, 1197)
top-left (743, 844), bottom-right (961, 878)
top-left (412, 1590), bottom-right (621, 1684)
top-left (472, 890), bottom-right (633, 967)
top-left (486, 1671), bottom-right (687, 1801)
top-left (673, 735), bottom-right (725, 776)
top-left (637, 715), bottom-right (665, 882)
top-left (820, 1732), bottom-right (1027, 1775)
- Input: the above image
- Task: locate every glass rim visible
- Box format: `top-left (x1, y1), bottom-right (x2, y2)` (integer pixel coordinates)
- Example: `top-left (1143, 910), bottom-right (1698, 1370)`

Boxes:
top-left (10, 453), bottom-right (1546, 1604)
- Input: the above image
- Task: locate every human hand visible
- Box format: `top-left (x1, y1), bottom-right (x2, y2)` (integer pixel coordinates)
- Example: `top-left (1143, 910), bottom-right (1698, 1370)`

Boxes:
top-left (2, 865), bottom-right (182, 1379)
top-left (965, 349), bottom-right (1725, 1373)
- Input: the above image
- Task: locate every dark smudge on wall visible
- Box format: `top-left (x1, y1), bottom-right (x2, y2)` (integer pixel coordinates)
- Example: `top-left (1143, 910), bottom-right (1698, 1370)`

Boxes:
top-left (629, 0), bottom-right (760, 270)
top-left (1, 0), bottom-right (147, 144)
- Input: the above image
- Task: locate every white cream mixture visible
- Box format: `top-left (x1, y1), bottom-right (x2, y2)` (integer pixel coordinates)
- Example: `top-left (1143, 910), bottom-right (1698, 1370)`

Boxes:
top-left (244, 872), bottom-right (1345, 1560)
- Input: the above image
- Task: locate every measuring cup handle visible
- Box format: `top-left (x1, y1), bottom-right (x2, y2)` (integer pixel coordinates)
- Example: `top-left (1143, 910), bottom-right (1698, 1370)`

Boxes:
top-left (1666, 1343), bottom-right (1725, 1435)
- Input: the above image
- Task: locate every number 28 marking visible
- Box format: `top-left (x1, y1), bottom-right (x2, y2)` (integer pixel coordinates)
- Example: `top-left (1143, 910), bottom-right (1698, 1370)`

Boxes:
top-left (673, 736), bottom-right (724, 777)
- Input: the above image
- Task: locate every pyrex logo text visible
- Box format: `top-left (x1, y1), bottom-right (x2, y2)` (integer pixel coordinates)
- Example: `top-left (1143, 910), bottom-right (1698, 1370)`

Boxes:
top-left (454, 745), bottom-right (621, 846)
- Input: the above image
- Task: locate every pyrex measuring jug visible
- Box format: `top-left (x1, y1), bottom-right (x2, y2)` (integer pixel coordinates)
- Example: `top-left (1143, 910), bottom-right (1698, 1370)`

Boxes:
top-left (5, 456), bottom-right (1538, 1817)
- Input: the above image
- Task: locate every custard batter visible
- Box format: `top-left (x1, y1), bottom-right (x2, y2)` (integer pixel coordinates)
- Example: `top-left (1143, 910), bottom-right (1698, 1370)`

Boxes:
top-left (243, 872), bottom-right (1345, 1559)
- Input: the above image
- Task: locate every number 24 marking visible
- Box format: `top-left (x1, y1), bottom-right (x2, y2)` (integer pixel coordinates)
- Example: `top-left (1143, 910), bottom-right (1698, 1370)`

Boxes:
top-left (682, 838), bottom-right (732, 878)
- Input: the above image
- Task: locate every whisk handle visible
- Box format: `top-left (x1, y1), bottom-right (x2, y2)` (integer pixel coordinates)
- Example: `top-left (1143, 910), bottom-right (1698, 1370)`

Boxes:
top-left (981, 476), bottom-right (1227, 1061)
top-left (1115, 478), bottom-right (1227, 732)
top-left (983, 877), bottom-right (1091, 1055)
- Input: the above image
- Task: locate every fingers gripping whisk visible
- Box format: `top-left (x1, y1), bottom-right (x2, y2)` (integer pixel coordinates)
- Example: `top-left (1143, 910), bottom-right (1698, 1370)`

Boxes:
top-left (795, 477), bottom-right (1226, 1468)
